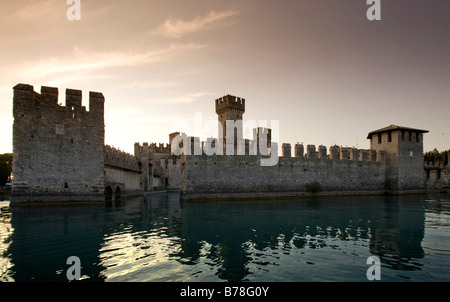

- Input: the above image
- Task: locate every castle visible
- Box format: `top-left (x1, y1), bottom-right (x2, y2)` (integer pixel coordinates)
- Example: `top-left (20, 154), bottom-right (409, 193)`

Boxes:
top-left (10, 83), bottom-right (447, 203)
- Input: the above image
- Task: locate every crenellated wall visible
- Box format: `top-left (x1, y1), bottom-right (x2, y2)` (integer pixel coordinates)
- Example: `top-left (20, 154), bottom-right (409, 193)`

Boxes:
top-left (10, 85), bottom-right (432, 202)
top-left (289, 144), bottom-right (383, 162)
top-left (104, 145), bottom-right (142, 194)
top-left (149, 143), bottom-right (171, 154)
top-left (104, 145), bottom-right (140, 172)
top-left (182, 144), bottom-right (387, 198)
top-left (11, 84), bottom-right (105, 202)
top-left (215, 94), bottom-right (245, 114)
top-left (133, 140), bottom-right (184, 192)
top-left (424, 161), bottom-right (449, 192)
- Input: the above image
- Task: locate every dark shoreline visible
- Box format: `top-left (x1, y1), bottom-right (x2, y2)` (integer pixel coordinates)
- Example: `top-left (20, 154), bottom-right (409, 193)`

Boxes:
top-left (2, 189), bottom-right (435, 206)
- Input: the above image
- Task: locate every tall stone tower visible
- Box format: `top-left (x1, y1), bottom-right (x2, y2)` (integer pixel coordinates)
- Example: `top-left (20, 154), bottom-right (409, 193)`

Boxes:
top-left (215, 94), bottom-right (245, 154)
top-left (367, 125), bottom-right (429, 193)
top-left (11, 84), bottom-right (105, 203)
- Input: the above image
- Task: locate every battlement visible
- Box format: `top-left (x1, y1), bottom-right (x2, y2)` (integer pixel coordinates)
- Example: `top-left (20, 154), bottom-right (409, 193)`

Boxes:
top-left (281, 143), bottom-right (385, 163)
top-left (13, 84), bottom-right (104, 118)
top-left (149, 143), bottom-right (171, 154)
top-left (11, 83), bottom-right (106, 202)
top-left (282, 143), bottom-right (292, 157)
top-left (104, 145), bottom-right (140, 172)
top-left (134, 141), bottom-right (172, 159)
top-left (253, 127), bottom-right (272, 150)
top-left (253, 127), bottom-right (271, 139)
top-left (215, 94), bottom-right (245, 114)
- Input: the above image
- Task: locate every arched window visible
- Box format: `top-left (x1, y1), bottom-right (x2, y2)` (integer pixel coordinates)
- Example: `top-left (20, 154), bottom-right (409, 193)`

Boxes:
top-left (115, 186), bottom-right (121, 199)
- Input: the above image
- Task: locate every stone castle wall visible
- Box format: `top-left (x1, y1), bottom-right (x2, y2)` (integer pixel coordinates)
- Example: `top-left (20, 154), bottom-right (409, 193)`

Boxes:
top-left (134, 141), bottom-right (183, 191)
top-left (12, 84), bottom-right (105, 202)
top-left (104, 145), bottom-right (140, 172)
top-left (181, 145), bottom-right (387, 199)
top-left (424, 160), bottom-right (449, 192)
top-left (10, 85), bottom-right (433, 202)
top-left (104, 145), bottom-right (142, 193)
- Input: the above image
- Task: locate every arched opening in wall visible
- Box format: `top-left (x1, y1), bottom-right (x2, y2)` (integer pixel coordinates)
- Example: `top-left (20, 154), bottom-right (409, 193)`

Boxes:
top-left (115, 186), bottom-right (121, 199)
top-left (105, 186), bottom-right (113, 200)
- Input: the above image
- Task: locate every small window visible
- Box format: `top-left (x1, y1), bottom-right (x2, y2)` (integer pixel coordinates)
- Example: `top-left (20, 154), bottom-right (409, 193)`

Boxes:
top-left (401, 131), bottom-right (405, 141)
top-left (378, 133), bottom-right (382, 144)
top-left (388, 132), bottom-right (392, 142)
top-left (416, 132), bottom-right (420, 142)
top-left (408, 132), bottom-right (412, 141)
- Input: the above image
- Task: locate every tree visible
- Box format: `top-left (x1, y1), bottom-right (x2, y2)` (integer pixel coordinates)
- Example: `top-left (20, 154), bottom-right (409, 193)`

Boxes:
top-left (0, 153), bottom-right (12, 185)
top-left (424, 149), bottom-right (450, 166)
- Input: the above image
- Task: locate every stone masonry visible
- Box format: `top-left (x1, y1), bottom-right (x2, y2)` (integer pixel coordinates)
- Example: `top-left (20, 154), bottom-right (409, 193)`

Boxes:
top-left (12, 84), bottom-right (105, 202)
top-left (11, 85), bottom-right (432, 202)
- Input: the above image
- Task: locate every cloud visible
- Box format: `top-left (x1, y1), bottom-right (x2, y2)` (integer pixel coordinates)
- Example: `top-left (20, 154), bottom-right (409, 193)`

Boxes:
top-left (171, 92), bottom-right (212, 104)
top-left (10, 43), bottom-right (207, 80)
top-left (4, 0), bottom-right (61, 22)
top-left (105, 108), bottom-right (182, 125)
top-left (153, 9), bottom-right (240, 38)
top-left (115, 81), bottom-right (178, 90)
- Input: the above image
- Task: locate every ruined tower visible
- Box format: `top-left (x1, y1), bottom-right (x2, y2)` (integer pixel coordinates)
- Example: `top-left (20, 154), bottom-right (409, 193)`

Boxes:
top-left (367, 125), bottom-right (429, 193)
top-left (215, 94), bottom-right (245, 154)
top-left (11, 84), bottom-right (105, 203)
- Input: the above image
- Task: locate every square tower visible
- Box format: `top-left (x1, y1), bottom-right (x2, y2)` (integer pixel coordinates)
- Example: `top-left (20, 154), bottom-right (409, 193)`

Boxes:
top-left (367, 125), bottom-right (429, 192)
top-left (11, 84), bottom-right (105, 203)
top-left (215, 94), bottom-right (245, 154)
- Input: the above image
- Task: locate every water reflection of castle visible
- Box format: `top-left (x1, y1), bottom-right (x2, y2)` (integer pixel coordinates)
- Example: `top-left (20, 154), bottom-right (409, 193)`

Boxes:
top-left (177, 195), bottom-right (426, 280)
top-left (3, 194), bottom-right (429, 281)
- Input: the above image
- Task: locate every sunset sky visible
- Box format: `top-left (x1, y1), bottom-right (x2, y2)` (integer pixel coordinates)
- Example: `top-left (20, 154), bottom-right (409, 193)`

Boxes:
top-left (0, 0), bottom-right (449, 155)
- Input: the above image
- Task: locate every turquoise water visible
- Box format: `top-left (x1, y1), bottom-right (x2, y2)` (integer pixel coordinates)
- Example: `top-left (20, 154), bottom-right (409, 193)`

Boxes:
top-left (1, 192), bottom-right (449, 282)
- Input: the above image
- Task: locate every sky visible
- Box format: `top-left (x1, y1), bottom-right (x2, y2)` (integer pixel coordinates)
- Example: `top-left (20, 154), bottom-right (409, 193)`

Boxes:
top-left (0, 0), bottom-right (449, 155)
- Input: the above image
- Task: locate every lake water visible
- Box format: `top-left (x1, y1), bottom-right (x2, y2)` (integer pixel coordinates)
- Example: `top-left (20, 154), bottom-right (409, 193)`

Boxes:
top-left (1, 192), bottom-right (449, 282)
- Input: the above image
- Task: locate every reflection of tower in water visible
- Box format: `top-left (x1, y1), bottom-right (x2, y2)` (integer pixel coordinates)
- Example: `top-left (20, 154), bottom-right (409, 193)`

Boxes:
top-left (368, 195), bottom-right (425, 271)
top-left (180, 196), bottom-right (427, 281)
top-left (0, 201), bottom-right (13, 281)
